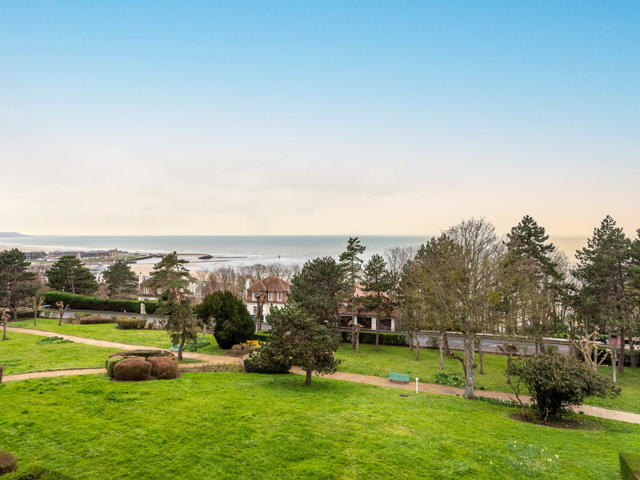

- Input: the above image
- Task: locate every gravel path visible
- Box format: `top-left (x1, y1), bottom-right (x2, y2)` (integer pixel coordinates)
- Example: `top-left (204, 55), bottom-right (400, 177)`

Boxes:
top-left (5, 326), bottom-right (640, 425)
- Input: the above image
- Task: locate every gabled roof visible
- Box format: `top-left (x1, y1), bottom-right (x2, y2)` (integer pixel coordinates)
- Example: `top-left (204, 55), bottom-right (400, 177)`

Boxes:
top-left (248, 276), bottom-right (290, 293)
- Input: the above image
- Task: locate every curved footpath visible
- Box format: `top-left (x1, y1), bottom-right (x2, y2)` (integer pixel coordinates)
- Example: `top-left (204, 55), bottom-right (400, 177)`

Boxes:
top-left (5, 326), bottom-right (640, 425)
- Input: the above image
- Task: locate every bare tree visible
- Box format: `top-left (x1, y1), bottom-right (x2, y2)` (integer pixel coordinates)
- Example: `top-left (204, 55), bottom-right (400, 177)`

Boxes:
top-left (56, 301), bottom-right (70, 326)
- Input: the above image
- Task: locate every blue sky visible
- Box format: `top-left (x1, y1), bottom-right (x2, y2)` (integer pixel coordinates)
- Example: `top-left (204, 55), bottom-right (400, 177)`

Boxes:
top-left (1, 1), bottom-right (638, 237)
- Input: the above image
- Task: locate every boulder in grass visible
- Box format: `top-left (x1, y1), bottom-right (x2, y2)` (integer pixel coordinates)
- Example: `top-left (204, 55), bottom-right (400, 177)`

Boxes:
top-left (0, 450), bottom-right (17, 475)
top-left (148, 356), bottom-right (179, 379)
top-left (113, 357), bottom-right (151, 381)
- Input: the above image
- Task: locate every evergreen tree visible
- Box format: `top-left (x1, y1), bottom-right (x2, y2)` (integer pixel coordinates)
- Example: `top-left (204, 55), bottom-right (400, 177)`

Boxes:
top-left (339, 237), bottom-right (365, 347)
top-left (289, 257), bottom-right (343, 326)
top-left (360, 254), bottom-right (394, 352)
top-left (0, 249), bottom-right (36, 324)
top-left (200, 291), bottom-right (254, 349)
top-left (46, 255), bottom-right (98, 295)
top-left (103, 260), bottom-right (138, 299)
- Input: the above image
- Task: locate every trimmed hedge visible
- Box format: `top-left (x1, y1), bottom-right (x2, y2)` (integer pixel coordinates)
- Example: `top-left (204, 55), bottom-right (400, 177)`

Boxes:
top-left (108, 349), bottom-right (173, 359)
top-left (76, 315), bottom-right (113, 325)
top-left (115, 317), bottom-right (147, 329)
top-left (620, 452), bottom-right (640, 480)
top-left (340, 330), bottom-right (409, 346)
top-left (2, 464), bottom-right (73, 479)
top-left (148, 356), bottom-right (179, 379)
top-left (113, 357), bottom-right (151, 381)
top-left (106, 356), bottom-right (125, 378)
top-left (43, 291), bottom-right (157, 314)
top-left (244, 348), bottom-right (290, 374)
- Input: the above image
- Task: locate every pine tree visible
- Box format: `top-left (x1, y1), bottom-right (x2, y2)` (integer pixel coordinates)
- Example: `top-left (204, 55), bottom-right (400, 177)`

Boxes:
top-left (360, 254), bottom-right (394, 352)
top-left (339, 237), bottom-right (365, 348)
top-left (0, 249), bottom-right (36, 325)
top-left (103, 260), bottom-right (138, 299)
top-left (46, 255), bottom-right (98, 295)
top-left (289, 257), bottom-right (343, 326)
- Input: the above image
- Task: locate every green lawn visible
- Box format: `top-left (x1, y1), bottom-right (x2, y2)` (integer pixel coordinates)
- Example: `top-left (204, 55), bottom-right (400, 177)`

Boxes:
top-left (0, 331), bottom-right (119, 375)
top-left (336, 343), bottom-right (640, 414)
top-left (11, 318), bottom-right (225, 355)
top-left (1, 373), bottom-right (638, 479)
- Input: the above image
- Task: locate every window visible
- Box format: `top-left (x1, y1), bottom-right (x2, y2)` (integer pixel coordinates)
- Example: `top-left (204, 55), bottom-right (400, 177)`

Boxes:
top-left (253, 306), bottom-right (257, 315)
top-left (252, 292), bottom-right (256, 301)
top-left (268, 292), bottom-right (274, 301)
top-left (277, 292), bottom-right (283, 301)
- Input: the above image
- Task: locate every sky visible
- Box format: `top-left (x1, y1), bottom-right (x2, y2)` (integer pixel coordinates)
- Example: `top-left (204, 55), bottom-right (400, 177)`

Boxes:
top-left (0, 1), bottom-right (638, 237)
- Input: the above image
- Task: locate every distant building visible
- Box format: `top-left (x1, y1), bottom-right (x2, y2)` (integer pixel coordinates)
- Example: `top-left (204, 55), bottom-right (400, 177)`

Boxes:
top-left (244, 277), bottom-right (290, 322)
top-left (338, 285), bottom-right (397, 332)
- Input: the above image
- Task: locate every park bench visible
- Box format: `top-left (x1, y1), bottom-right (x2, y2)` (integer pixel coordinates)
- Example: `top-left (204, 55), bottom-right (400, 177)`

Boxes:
top-left (389, 372), bottom-right (410, 384)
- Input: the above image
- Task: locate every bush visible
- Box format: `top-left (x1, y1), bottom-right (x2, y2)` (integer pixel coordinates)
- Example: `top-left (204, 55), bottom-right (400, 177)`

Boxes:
top-left (202, 291), bottom-right (255, 349)
top-left (115, 317), bottom-right (147, 329)
top-left (2, 464), bottom-right (73, 479)
top-left (108, 349), bottom-right (173, 359)
top-left (36, 336), bottom-right (71, 345)
top-left (620, 452), bottom-right (640, 480)
top-left (106, 356), bottom-right (125, 377)
top-left (0, 450), bottom-right (17, 475)
top-left (508, 352), bottom-right (620, 421)
top-left (113, 357), bottom-right (151, 381)
top-left (434, 371), bottom-right (465, 388)
top-left (252, 331), bottom-right (271, 342)
top-left (148, 356), bottom-right (179, 379)
top-left (244, 347), bottom-right (290, 374)
top-left (229, 340), bottom-right (263, 357)
top-left (340, 330), bottom-right (409, 346)
top-left (43, 291), bottom-right (157, 314)
top-left (76, 315), bottom-right (113, 325)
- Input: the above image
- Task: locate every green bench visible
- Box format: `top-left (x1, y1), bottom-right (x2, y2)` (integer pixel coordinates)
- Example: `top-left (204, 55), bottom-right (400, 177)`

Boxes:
top-left (389, 372), bottom-right (410, 384)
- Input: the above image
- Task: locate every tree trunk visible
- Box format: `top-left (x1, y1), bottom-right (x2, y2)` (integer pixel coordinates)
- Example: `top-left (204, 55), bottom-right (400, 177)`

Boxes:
top-left (442, 331), bottom-right (451, 356)
top-left (0, 365), bottom-right (3, 383)
top-left (355, 325), bottom-right (360, 354)
top-left (58, 312), bottom-right (63, 326)
top-left (476, 337), bottom-right (484, 375)
top-left (178, 326), bottom-right (186, 361)
top-left (305, 369), bottom-right (312, 385)
top-left (630, 335), bottom-right (637, 368)
top-left (2, 317), bottom-right (7, 341)
top-left (375, 322), bottom-right (380, 352)
top-left (610, 333), bottom-right (617, 384)
top-left (506, 354), bottom-right (512, 384)
top-left (11, 308), bottom-right (17, 322)
top-left (33, 312), bottom-right (38, 326)
top-left (537, 334), bottom-right (546, 354)
top-left (618, 327), bottom-right (625, 374)
top-left (415, 336), bottom-right (420, 361)
top-left (438, 332), bottom-right (444, 371)
top-left (463, 333), bottom-right (476, 400)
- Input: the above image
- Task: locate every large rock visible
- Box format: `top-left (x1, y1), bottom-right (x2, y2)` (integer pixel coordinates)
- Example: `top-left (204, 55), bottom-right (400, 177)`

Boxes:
top-left (113, 357), bottom-right (151, 381)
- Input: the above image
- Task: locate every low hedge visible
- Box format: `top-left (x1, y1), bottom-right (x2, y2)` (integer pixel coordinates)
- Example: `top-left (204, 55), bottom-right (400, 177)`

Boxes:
top-left (2, 464), bottom-right (73, 479)
top-left (244, 348), bottom-right (290, 374)
top-left (116, 317), bottom-right (147, 329)
top-left (148, 356), bottom-right (179, 379)
top-left (106, 356), bottom-right (125, 378)
top-left (620, 452), bottom-right (640, 480)
top-left (43, 291), bottom-right (157, 314)
top-left (108, 349), bottom-right (173, 359)
top-left (74, 315), bottom-right (113, 325)
top-left (340, 330), bottom-right (409, 346)
top-left (113, 357), bottom-right (151, 381)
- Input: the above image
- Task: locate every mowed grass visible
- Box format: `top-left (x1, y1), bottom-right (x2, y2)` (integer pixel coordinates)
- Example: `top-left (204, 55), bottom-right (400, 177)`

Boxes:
top-left (0, 331), bottom-right (119, 375)
top-left (11, 318), bottom-right (225, 355)
top-left (336, 343), bottom-right (640, 414)
top-left (1, 373), bottom-right (639, 480)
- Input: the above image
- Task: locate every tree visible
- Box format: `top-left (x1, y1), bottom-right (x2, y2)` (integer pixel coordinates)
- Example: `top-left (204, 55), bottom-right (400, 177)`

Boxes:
top-left (0, 249), bottom-right (36, 321)
top-left (267, 303), bottom-right (340, 385)
top-left (197, 291), bottom-right (254, 349)
top-left (360, 254), bottom-right (394, 352)
top-left (508, 352), bottom-right (619, 422)
top-left (445, 218), bottom-right (503, 400)
top-left (46, 256), bottom-right (98, 295)
top-left (573, 216), bottom-right (633, 377)
top-left (26, 278), bottom-right (46, 326)
top-left (339, 237), bottom-right (365, 349)
top-left (1, 309), bottom-right (9, 341)
top-left (150, 252), bottom-right (195, 360)
top-left (103, 260), bottom-right (138, 299)
top-left (289, 257), bottom-right (343, 327)
top-left (55, 301), bottom-right (69, 326)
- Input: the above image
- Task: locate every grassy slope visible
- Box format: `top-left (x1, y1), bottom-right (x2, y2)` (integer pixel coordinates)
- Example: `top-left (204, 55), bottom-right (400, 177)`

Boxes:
top-left (336, 343), bottom-right (640, 414)
top-left (11, 318), bottom-right (225, 355)
top-left (1, 373), bottom-right (639, 480)
top-left (0, 331), bottom-right (119, 375)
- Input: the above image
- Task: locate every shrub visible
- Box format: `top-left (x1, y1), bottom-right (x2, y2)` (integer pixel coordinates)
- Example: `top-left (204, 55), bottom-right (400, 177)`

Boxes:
top-left (244, 346), bottom-right (290, 374)
top-left (0, 450), bottom-right (17, 475)
top-left (620, 452), bottom-right (640, 480)
top-left (115, 317), bottom-right (147, 329)
top-left (230, 340), bottom-right (263, 357)
top-left (108, 349), bottom-right (173, 359)
top-left (43, 291), bottom-right (157, 314)
top-left (434, 371), bottom-right (465, 388)
top-left (106, 356), bottom-right (125, 378)
top-left (113, 357), bottom-right (151, 381)
top-left (252, 331), bottom-right (271, 342)
top-left (36, 336), bottom-right (71, 345)
top-left (202, 292), bottom-right (254, 349)
top-left (2, 464), bottom-right (73, 479)
top-left (148, 356), bottom-right (179, 379)
top-left (508, 352), bottom-right (620, 421)
top-left (76, 315), bottom-right (113, 325)
top-left (340, 331), bottom-right (409, 346)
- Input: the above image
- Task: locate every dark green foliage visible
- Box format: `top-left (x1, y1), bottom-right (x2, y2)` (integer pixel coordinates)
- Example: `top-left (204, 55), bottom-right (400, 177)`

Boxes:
top-left (620, 452), bottom-right (640, 480)
top-left (0, 249), bottom-right (37, 323)
top-left (251, 331), bottom-right (271, 342)
top-left (434, 371), bottom-right (465, 388)
top-left (113, 357), bottom-right (151, 381)
top-left (2, 464), bottom-right (73, 479)
top-left (36, 336), bottom-right (71, 345)
top-left (243, 346), bottom-right (291, 374)
top-left (267, 302), bottom-right (340, 385)
top-left (201, 291), bottom-right (255, 349)
top-left (115, 317), bottom-right (147, 329)
top-left (184, 337), bottom-right (210, 352)
top-left (106, 356), bottom-right (125, 378)
top-left (340, 330), bottom-right (408, 346)
top-left (289, 256), bottom-right (343, 326)
top-left (505, 215), bottom-right (558, 278)
top-left (103, 260), bottom-right (138, 299)
top-left (43, 291), bottom-right (157, 314)
top-left (508, 352), bottom-right (620, 421)
top-left (45, 256), bottom-right (97, 295)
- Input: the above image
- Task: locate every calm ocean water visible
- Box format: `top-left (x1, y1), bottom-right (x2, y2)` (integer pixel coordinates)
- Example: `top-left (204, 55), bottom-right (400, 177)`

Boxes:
top-left (0, 234), bottom-right (587, 267)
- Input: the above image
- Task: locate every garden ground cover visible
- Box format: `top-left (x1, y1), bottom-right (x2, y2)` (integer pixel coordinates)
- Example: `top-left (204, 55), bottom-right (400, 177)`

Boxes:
top-left (1, 372), bottom-right (639, 480)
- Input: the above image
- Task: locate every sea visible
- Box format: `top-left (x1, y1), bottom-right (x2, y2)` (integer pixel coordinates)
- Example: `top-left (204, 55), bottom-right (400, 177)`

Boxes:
top-left (0, 234), bottom-right (587, 268)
